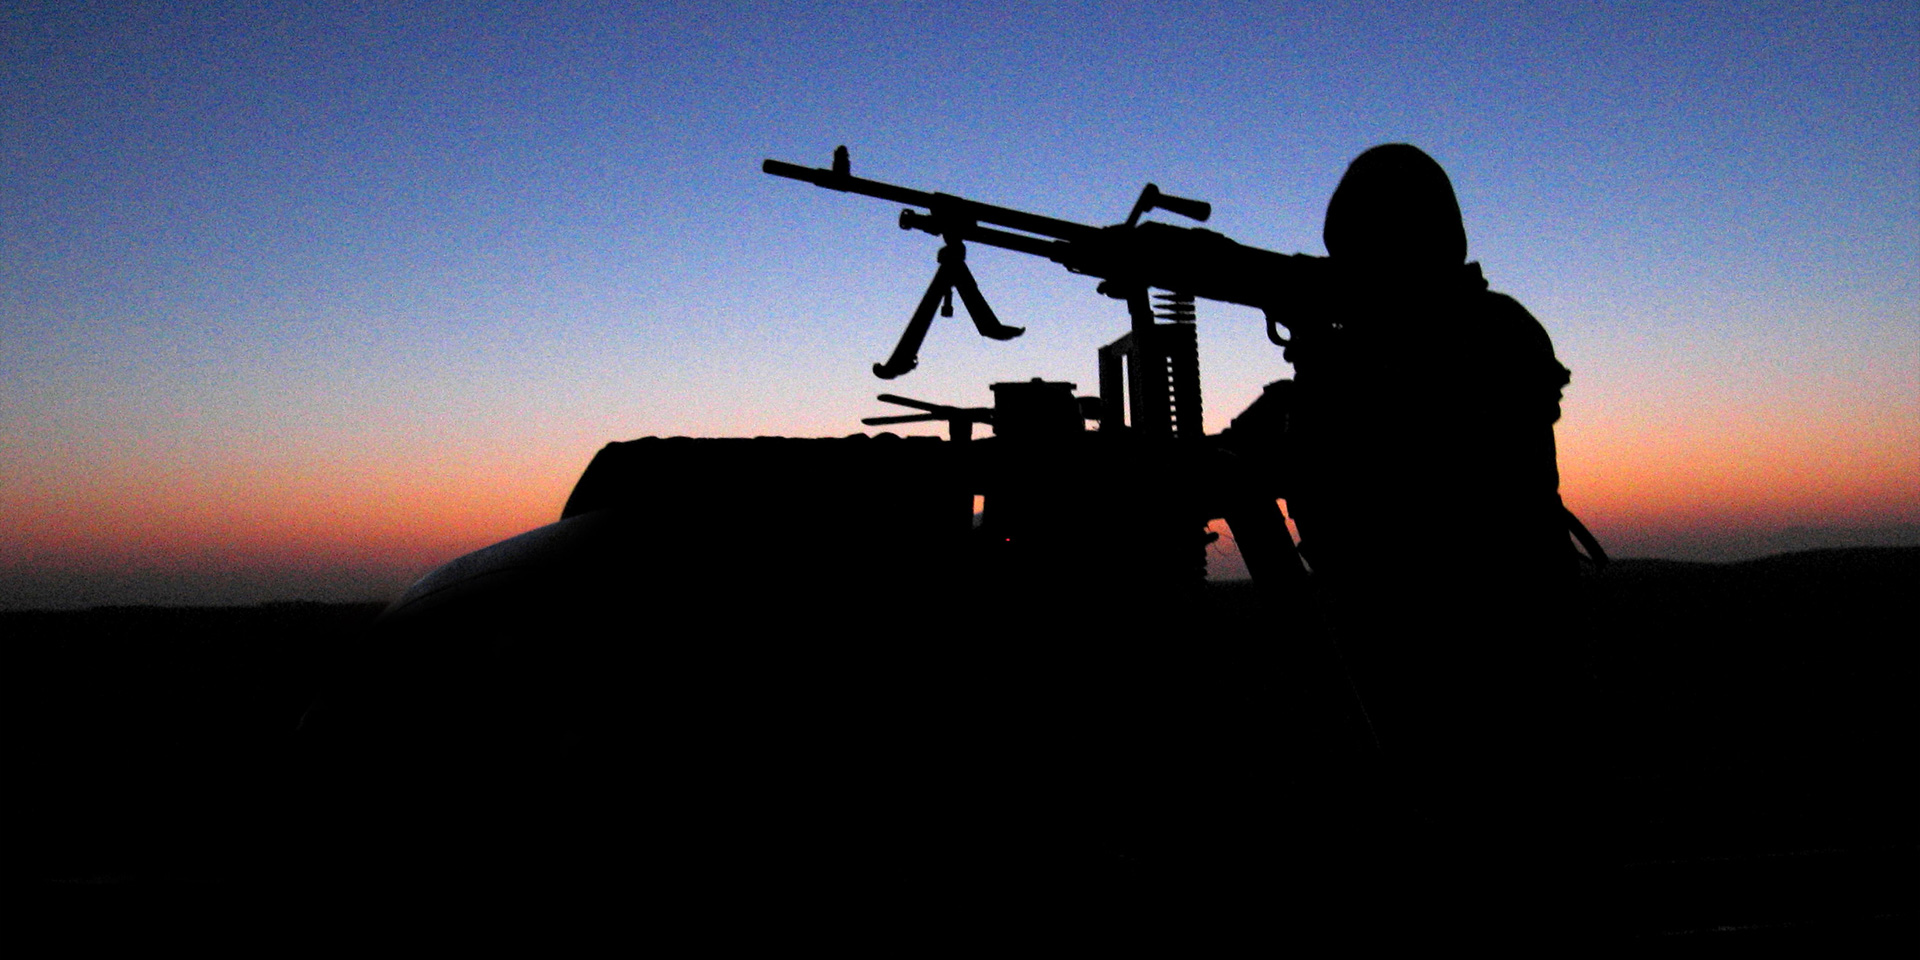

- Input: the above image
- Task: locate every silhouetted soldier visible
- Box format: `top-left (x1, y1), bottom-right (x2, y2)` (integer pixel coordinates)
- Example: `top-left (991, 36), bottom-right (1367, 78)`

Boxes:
top-left (1280, 144), bottom-right (1601, 936)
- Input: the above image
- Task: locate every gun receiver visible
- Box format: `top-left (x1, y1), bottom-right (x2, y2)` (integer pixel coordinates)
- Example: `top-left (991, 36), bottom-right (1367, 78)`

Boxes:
top-left (763, 146), bottom-right (1327, 377)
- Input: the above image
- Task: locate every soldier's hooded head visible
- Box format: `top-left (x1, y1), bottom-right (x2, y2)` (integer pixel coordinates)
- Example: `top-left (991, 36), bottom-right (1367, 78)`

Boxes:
top-left (1323, 144), bottom-right (1467, 269)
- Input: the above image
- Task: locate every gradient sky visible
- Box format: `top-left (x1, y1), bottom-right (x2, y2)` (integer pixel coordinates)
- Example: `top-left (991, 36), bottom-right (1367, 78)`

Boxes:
top-left (4, 1), bottom-right (1916, 607)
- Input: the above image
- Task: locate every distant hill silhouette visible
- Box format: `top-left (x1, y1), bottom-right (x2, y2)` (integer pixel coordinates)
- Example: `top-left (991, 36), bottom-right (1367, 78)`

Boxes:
top-left (1608, 523), bottom-right (1920, 562)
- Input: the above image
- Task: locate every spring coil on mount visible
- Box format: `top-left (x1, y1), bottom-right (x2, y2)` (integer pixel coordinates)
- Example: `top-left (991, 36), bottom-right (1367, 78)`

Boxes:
top-left (1154, 292), bottom-right (1203, 441)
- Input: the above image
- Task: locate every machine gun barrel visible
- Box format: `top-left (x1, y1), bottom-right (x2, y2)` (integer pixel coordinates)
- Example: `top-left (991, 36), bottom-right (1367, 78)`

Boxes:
top-left (762, 158), bottom-right (1101, 244)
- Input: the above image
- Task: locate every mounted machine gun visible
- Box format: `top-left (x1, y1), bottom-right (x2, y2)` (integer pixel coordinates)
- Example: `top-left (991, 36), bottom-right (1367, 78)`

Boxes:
top-left (764, 145), bottom-right (1328, 385)
top-left (764, 145), bottom-right (1322, 595)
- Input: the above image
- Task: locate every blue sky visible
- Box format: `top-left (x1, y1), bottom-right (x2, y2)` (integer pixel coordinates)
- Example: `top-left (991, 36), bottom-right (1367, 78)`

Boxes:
top-left (3, 1), bottom-right (1916, 605)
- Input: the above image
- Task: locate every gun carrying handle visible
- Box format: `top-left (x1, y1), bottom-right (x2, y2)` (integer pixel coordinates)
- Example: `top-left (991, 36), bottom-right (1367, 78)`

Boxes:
top-left (1126, 184), bottom-right (1213, 227)
top-left (1151, 187), bottom-right (1211, 223)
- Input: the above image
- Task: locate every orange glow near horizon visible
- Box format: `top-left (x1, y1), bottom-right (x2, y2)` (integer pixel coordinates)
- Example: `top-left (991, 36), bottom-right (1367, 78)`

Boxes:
top-left (2, 443), bottom-right (583, 586)
top-left (5, 333), bottom-right (1915, 602)
top-left (8, 415), bottom-right (1913, 599)
top-left (1558, 419), bottom-right (1919, 533)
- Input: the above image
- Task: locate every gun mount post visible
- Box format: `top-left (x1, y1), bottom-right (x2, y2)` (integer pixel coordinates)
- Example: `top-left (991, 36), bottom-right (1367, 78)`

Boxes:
top-left (1096, 286), bottom-right (1202, 442)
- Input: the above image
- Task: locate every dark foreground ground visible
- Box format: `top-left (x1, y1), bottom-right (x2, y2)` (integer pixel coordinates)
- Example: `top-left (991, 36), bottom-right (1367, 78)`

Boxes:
top-left (14, 547), bottom-right (1915, 942)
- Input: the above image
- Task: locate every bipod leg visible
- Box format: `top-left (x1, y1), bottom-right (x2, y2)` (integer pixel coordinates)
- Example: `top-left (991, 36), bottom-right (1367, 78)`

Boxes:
top-left (947, 260), bottom-right (1023, 341)
top-left (872, 261), bottom-right (955, 380)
